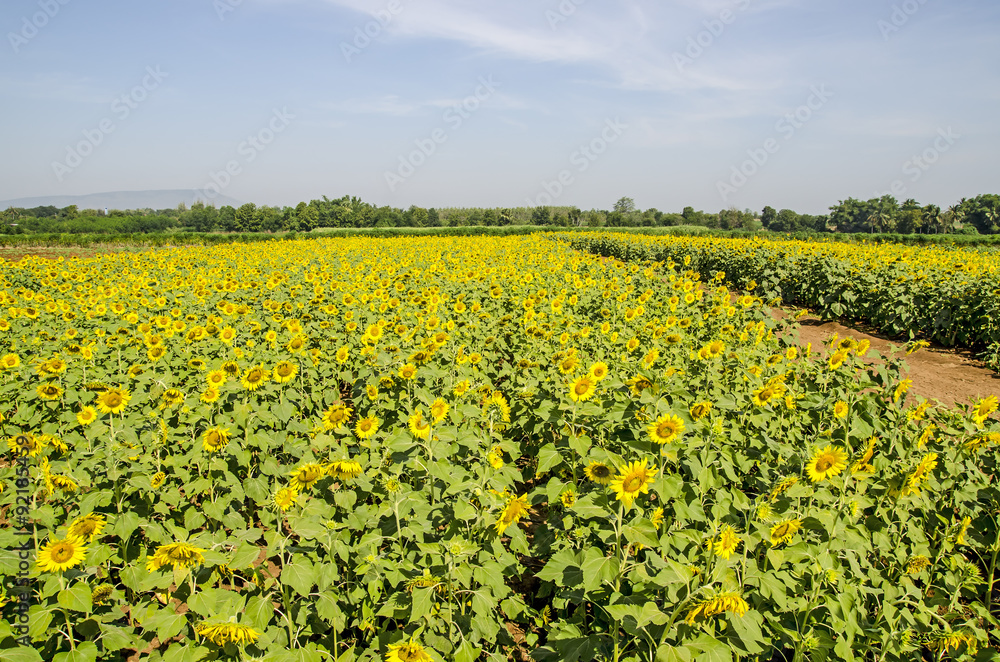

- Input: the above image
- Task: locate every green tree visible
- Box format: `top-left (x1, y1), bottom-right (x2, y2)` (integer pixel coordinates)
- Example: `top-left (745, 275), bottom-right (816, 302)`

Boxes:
top-left (531, 206), bottom-right (552, 225)
top-left (760, 206), bottom-right (777, 229)
top-left (614, 197), bottom-right (636, 214)
top-left (235, 203), bottom-right (258, 232)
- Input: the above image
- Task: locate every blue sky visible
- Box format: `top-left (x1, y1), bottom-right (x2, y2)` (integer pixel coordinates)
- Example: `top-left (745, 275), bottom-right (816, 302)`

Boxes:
top-left (1, 0), bottom-right (997, 214)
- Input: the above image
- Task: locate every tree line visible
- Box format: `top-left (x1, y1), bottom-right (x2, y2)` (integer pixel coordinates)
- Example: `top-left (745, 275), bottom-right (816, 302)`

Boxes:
top-left (3, 193), bottom-right (997, 235)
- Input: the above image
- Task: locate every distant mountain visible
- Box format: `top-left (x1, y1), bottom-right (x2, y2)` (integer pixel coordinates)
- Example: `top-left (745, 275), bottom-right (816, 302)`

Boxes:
top-left (0, 190), bottom-right (244, 212)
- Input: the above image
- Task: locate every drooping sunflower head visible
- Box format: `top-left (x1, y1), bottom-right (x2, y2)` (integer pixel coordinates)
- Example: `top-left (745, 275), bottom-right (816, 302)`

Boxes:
top-left (147, 541), bottom-right (206, 572)
top-left (91, 584), bottom-right (114, 605)
top-left (36, 383), bottom-right (63, 401)
top-left (161, 389), bottom-right (185, 408)
top-left (8, 433), bottom-right (42, 457)
top-left (273, 486), bottom-right (299, 511)
top-left (195, 620), bottom-right (262, 647)
top-left (150, 471), bottom-right (167, 489)
top-left (689, 402), bottom-right (712, 421)
top-left (769, 518), bottom-right (803, 546)
top-left (222, 361), bottom-right (241, 377)
top-left (289, 463), bottom-right (326, 491)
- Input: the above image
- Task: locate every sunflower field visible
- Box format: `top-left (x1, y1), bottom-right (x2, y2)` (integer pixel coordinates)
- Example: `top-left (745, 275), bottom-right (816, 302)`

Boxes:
top-left (564, 232), bottom-right (1000, 362)
top-left (0, 235), bottom-right (998, 662)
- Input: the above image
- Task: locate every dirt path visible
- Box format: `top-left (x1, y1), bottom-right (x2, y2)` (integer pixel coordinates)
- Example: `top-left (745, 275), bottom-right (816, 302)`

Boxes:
top-left (781, 312), bottom-right (999, 409)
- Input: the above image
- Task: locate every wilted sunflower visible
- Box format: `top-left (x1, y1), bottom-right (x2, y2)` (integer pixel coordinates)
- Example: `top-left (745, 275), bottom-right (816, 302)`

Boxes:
top-left (329, 460), bottom-right (364, 481)
top-left (689, 402), bottom-right (712, 420)
top-left (289, 463), bottom-right (326, 491)
top-left (91, 585), bottom-right (114, 605)
top-left (161, 389), bottom-right (184, 409)
top-left (50, 474), bottom-right (78, 493)
top-left (202, 427), bottom-right (231, 454)
top-left (68, 513), bottom-right (106, 542)
top-left (150, 471), bottom-right (167, 489)
top-left (196, 620), bottom-right (261, 647)
top-left (95, 388), bottom-right (131, 415)
top-left (648, 414), bottom-right (685, 446)
top-left (806, 445), bottom-right (848, 482)
top-left (610, 459), bottom-right (656, 509)
top-left (37, 536), bottom-right (88, 573)
top-left (146, 541), bottom-right (206, 572)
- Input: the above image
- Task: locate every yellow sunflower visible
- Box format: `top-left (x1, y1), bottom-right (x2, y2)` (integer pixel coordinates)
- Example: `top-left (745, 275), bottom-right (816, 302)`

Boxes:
top-left (769, 518), bottom-right (802, 546)
top-left (494, 494), bottom-right (530, 534)
top-left (588, 362), bottom-right (609, 380)
top-left (806, 445), bottom-right (848, 483)
top-left (37, 536), bottom-right (88, 573)
top-left (272, 361), bottom-right (298, 383)
top-left (355, 416), bottom-right (380, 440)
top-left (274, 486), bottom-right (299, 511)
top-left (202, 427), bottom-right (231, 454)
top-left (195, 621), bottom-right (261, 647)
top-left (713, 525), bottom-right (742, 559)
top-left (241, 365), bottom-right (270, 391)
top-left (289, 463), bottom-right (326, 491)
top-left (610, 459), bottom-right (656, 509)
top-left (647, 414), bottom-right (685, 445)
top-left (76, 406), bottom-right (98, 426)
top-left (146, 541), bottom-right (206, 572)
top-left (568, 375), bottom-right (597, 402)
top-left (68, 513), bottom-right (106, 542)
top-left (584, 461), bottom-right (614, 485)
top-left (36, 383), bottom-right (63, 401)
top-left (408, 411), bottom-right (431, 440)
top-left (385, 639), bottom-right (434, 662)
top-left (429, 398), bottom-right (449, 423)
top-left (95, 388), bottom-right (131, 415)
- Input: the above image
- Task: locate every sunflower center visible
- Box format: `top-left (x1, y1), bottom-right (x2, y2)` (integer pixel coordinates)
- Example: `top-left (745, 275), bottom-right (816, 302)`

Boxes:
top-left (106, 394), bottom-right (122, 407)
top-left (574, 382), bottom-right (589, 395)
top-left (594, 466), bottom-right (610, 478)
top-left (656, 423), bottom-right (674, 438)
top-left (51, 543), bottom-right (74, 563)
top-left (623, 475), bottom-right (644, 492)
top-left (815, 457), bottom-right (833, 472)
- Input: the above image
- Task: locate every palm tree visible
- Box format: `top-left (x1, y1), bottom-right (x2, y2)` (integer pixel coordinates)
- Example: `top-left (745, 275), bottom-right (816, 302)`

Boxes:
top-left (947, 204), bottom-right (965, 234)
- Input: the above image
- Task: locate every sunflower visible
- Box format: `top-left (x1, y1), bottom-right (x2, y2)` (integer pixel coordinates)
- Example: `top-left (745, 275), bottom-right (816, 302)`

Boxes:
top-left (408, 411), bottom-right (431, 440)
top-left (355, 416), bottom-right (380, 440)
top-left (487, 446), bottom-right (504, 469)
top-left (37, 536), bottom-right (88, 573)
top-left (36, 383), bottom-right (63, 401)
top-left (329, 460), bottom-right (364, 481)
top-left (196, 621), bottom-right (261, 647)
top-left (206, 370), bottom-right (226, 387)
top-left (222, 361), bottom-right (241, 377)
top-left (272, 361), bottom-right (298, 383)
top-left (398, 363), bottom-right (417, 380)
top-left (689, 402), bottom-right (712, 420)
top-left (685, 591), bottom-right (749, 625)
top-left (973, 395), bottom-right (998, 427)
top-left (150, 471), bottom-right (167, 489)
top-left (322, 403), bottom-right (352, 430)
top-left (806, 445), bottom-right (848, 482)
top-left (8, 433), bottom-right (42, 457)
top-left (429, 398), bottom-right (449, 423)
top-left (385, 639), bottom-right (434, 662)
top-left (828, 350), bottom-right (848, 370)
top-left (851, 437), bottom-right (877, 474)
top-left (76, 406), bottom-right (98, 426)
top-left (202, 427), bottom-right (231, 453)
top-left (568, 375), bottom-right (597, 402)
top-left (240, 365), bottom-right (269, 391)
top-left (610, 459), bottom-right (656, 509)
top-left (650, 506), bottom-right (665, 530)
top-left (50, 475), bottom-right (78, 493)
top-left (91, 585), bottom-right (114, 605)
top-left (647, 415), bottom-right (685, 445)
top-left (68, 513), bottom-right (106, 542)
top-left (274, 486), bottom-right (299, 511)
top-left (200, 387), bottom-right (220, 404)
top-left (713, 525), bottom-right (742, 559)
top-left (901, 453), bottom-right (938, 496)
top-left (0, 353), bottom-right (20, 369)
top-left (769, 518), bottom-right (802, 546)
top-left (453, 380), bottom-right (469, 397)
top-left (95, 388), bottom-right (131, 415)
top-left (559, 489), bottom-right (576, 508)
top-left (289, 463), bottom-right (326, 491)
top-left (494, 494), bottom-right (530, 534)
top-left (626, 375), bottom-right (653, 396)
top-left (588, 362), bottom-right (609, 380)
top-left (483, 391), bottom-right (511, 423)
top-left (161, 389), bottom-right (184, 408)
top-left (147, 541), bottom-right (206, 572)
top-left (752, 386), bottom-right (779, 407)
top-left (584, 461), bottom-right (613, 485)
top-left (833, 401), bottom-right (849, 419)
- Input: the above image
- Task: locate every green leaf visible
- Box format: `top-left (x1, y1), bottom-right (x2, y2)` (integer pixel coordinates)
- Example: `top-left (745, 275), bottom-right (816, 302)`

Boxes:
top-left (536, 443), bottom-right (562, 474)
top-left (689, 633), bottom-right (733, 662)
top-left (623, 519), bottom-right (661, 548)
top-left (57, 582), bottom-right (92, 613)
top-left (580, 547), bottom-right (618, 593)
top-left (410, 587), bottom-right (434, 624)
top-left (0, 648), bottom-right (45, 662)
top-left (282, 562), bottom-right (316, 597)
top-left (454, 640), bottom-right (482, 662)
